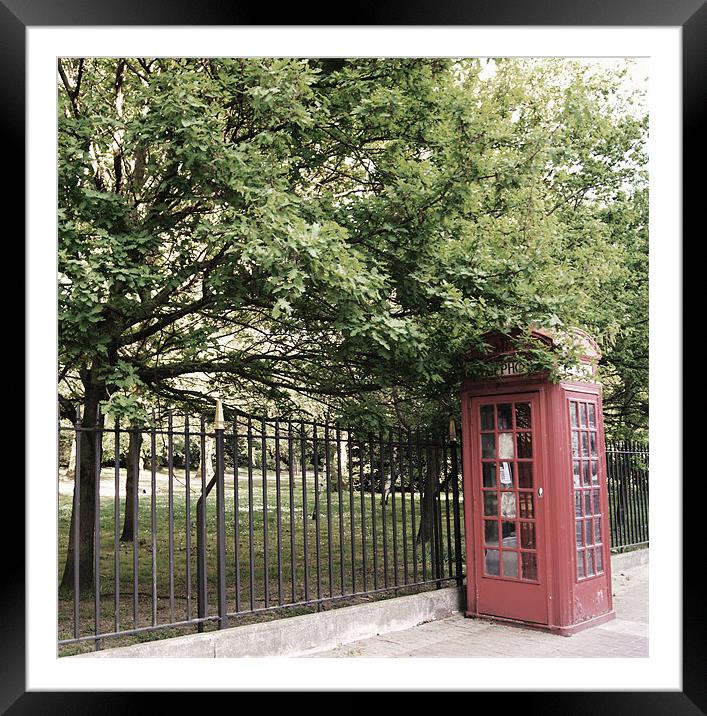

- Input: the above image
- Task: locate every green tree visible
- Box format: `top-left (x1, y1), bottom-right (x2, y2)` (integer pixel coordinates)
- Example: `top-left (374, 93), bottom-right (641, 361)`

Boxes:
top-left (58, 57), bottom-right (646, 590)
top-left (589, 188), bottom-right (649, 439)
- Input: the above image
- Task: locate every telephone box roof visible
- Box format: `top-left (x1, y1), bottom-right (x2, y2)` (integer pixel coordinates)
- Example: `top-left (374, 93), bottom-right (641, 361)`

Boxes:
top-left (465, 326), bottom-right (601, 375)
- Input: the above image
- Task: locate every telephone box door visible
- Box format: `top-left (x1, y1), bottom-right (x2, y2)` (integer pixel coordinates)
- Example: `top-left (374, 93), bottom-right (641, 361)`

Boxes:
top-left (470, 393), bottom-right (549, 624)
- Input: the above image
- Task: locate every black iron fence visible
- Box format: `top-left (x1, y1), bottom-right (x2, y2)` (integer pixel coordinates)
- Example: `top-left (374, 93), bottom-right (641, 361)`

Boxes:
top-left (57, 408), bottom-right (465, 652)
top-left (605, 439), bottom-right (649, 551)
top-left (58, 406), bottom-right (648, 653)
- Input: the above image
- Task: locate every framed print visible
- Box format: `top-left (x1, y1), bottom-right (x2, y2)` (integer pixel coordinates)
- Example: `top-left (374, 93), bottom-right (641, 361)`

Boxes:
top-left (9, 0), bottom-right (695, 711)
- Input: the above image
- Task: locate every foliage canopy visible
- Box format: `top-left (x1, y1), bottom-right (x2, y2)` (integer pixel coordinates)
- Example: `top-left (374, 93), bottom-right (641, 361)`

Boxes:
top-left (58, 57), bottom-right (647, 434)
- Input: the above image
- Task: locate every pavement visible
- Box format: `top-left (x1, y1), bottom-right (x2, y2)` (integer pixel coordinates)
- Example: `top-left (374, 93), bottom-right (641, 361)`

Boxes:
top-left (302, 562), bottom-right (648, 658)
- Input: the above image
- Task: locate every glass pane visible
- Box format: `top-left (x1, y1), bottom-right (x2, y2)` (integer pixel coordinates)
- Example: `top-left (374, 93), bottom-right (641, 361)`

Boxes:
top-left (519, 493), bottom-right (534, 518)
top-left (575, 521), bottom-right (584, 547)
top-left (520, 522), bottom-right (536, 549)
top-left (499, 461), bottom-right (514, 488)
top-left (577, 552), bottom-right (585, 579)
top-left (587, 549), bottom-right (595, 576)
top-left (515, 402), bottom-right (531, 429)
top-left (592, 489), bottom-right (601, 515)
top-left (482, 462), bottom-right (497, 487)
top-left (581, 432), bottom-right (589, 456)
top-left (522, 552), bottom-right (538, 581)
top-left (585, 518), bottom-right (594, 544)
top-left (484, 520), bottom-right (499, 545)
top-left (502, 551), bottom-right (519, 578)
top-left (501, 521), bottom-right (517, 546)
top-left (588, 403), bottom-right (597, 428)
top-left (484, 549), bottom-right (500, 576)
top-left (481, 434), bottom-right (496, 459)
top-left (571, 432), bottom-right (579, 457)
top-left (582, 460), bottom-right (591, 486)
top-left (572, 460), bottom-right (581, 488)
top-left (517, 432), bottom-right (532, 458)
top-left (569, 401), bottom-right (578, 428)
top-left (480, 405), bottom-right (495, 431)
top-left (584, 491), bottom-right (592, 515)
top-left (518, 462), bottom-right (533, 488)
top-left (498, 433), bottom-right (515, 459)
top-left (579, 403), bottom-right (588, 427)
top-left (596, 548), bottom-right (603, 572)
top-left (594, 517), bottom-right (602, 543)
top-left (500, 492), bottom-right (517, 518)
top-left (497, 403), bottom-right (513, 430)
top-left (591, 460), bottom-right (599, 485)
top-left (590, 432), bottom-right (598, 457)
top-left (484, 493), bottom-right (498, 517)
top-left (575, 492), bottom-right (583, 516)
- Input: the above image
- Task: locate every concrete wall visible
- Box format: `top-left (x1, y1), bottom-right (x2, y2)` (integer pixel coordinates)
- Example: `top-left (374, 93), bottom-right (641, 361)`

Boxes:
top-left (73, 586), bottom-right (464, 659)
top-left (611, 546), bottom-right (649, 572)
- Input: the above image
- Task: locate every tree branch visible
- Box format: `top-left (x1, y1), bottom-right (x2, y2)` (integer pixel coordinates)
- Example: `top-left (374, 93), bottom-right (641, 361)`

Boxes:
top-left (57, 59), bottom-right (81, 120)
top-left (119, 295), bottom-right (213, 346)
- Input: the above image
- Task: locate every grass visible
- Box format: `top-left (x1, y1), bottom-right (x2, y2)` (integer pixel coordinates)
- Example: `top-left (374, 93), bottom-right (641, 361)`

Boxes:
top-left (58, 467), bottom-right (465, 656)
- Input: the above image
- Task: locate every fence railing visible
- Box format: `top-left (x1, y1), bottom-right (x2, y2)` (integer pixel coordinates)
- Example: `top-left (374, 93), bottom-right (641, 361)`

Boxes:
top-left (58, 405), bottom-right (647, 652)
top-left (57, 408), bottom-right (465, 652)
top-left (605, 439), bottom-right (649, 551)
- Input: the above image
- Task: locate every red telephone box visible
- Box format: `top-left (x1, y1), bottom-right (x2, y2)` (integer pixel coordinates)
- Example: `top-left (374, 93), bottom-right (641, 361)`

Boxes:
top-left (461, 328), bottom-right (615, 634)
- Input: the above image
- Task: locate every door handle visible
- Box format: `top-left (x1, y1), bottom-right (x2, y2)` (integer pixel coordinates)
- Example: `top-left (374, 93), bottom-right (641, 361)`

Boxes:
top-left (537, 487), bottom-right (544, 498)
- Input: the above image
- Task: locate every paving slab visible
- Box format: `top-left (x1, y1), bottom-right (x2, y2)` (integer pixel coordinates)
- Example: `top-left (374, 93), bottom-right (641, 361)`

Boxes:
top-left (302, 561), bottom-right (648, 659)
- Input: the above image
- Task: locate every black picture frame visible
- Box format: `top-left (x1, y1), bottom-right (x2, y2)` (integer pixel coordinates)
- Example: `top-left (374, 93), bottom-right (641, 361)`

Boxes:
top-left (7, 0), bottom-right (695, 711)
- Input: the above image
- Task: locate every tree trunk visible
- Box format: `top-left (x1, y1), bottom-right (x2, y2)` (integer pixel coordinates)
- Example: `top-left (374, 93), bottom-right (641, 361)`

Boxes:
top-left (120, 429), bottom-right (143, 542)
top-left (339, 433), bottom-right (348, 488)
top-left (416, 446), bottom-right (438, 548)
top-left (417, 446), bottom-right (443, 581)
top-left (199, 436), bottom-right (214, 481)
top-left (64, 432), bottom-right (76, 479)
top-left (59, 381), bottom-right (105, 594)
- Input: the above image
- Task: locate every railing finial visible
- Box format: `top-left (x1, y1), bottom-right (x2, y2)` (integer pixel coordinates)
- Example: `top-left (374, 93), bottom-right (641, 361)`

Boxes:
top-left (214, 399), bottom-right (225, 430)
top-left (449, 416), bottom-right (457, 442)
